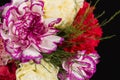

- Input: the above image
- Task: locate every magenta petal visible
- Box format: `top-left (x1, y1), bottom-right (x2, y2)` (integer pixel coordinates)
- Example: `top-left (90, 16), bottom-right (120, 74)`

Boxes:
top-left (62, 51), bottom-right (100, 80)
top-left (17, 2), bottom-right (28, 15)
top-left (4, 40), bottom-right (22, 59)
top-left (12, 0), bottom-right (26, 5)
top-left (44, 18), bottom-right (62, 27)
top-left (21, 46), bottom-right (42, 63)
top-left (39, 35), bottom-right (64, 53)
top-left (30, 2), bottom-right (44, 15)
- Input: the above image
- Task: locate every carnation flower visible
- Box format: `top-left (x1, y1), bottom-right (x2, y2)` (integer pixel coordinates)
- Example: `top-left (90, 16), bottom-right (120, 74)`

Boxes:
top-left (64, 2), bottom-right (103, 54)
top-left (43, 0), bottom-right (84, 27)
top-left (0, 0), bottom-right (63, 63)
top-left (0, 60), bottom-right (17, 80)
top-left (62, 51), bottom-right (100, 80)
top-left (16, 60), bottom-right (59, 80)
top-left (0, 0), bottom-right (119, 80)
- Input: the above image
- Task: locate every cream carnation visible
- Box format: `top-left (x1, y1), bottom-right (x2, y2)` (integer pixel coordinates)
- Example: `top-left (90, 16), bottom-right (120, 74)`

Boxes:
top-left (43, 0), bottom-right (84, 27)
top-left (16, 60), bottom-right (59, 80)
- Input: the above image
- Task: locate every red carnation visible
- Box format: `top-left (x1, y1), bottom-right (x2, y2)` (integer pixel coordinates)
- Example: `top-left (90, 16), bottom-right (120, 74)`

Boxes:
top-left (0, 61), bottom-right (17, 80)
top-left (64, 2), bottom-right (103, 54)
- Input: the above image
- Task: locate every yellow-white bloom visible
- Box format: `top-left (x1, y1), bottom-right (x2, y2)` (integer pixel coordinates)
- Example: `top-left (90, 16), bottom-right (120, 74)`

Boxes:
top-left (43, 0), bottom-right (84, 27)
top-left (16, 60), bottom-right (59, 80)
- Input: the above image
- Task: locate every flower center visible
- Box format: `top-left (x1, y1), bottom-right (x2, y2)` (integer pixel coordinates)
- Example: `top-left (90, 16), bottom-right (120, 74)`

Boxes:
top-left (15, 12), bottom-right (47, 41)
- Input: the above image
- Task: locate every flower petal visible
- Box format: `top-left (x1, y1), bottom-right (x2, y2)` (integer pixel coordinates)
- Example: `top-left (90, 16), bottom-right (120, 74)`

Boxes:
top-left (18, 2), bottom-right (28, 15)
top-left (88, 53), bottom-right (100, 64)
top-left (22, 46), bottom-right (42, 63)
top-left (44, 18), bottom-right (62, 27)
top-left (12, 0), bottom-right (26, 5)
top-left (43, 29), bottom-right (59, 36)
top-left (5, 40), bottom-right (22, 59)
top-left (30, 1), bottom-right (44, 15)
top-left (5, 7), bottom-right (19, 26)
top-left (0, 30), bottom-right (9, 40)
top-left (39, 35), bottom-right (63, 53)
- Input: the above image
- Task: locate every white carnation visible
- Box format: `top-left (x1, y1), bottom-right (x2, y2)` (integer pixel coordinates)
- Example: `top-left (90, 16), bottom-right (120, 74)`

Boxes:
top-left (16, 60), bottom-right (59, 80)
top-left (43, 0), bottom-right (84, 27)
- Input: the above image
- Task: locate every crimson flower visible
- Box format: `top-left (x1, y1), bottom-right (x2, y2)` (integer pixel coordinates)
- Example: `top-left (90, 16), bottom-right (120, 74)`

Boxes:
top-left (0, 61), bottom-right (17, 80)
top-left (64, 2), bottom-right (103, 54)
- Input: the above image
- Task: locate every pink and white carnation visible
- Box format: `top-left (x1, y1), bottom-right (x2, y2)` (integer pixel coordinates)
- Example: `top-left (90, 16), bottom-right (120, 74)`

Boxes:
top-left (0, 0), bottom-right (63, 63)
top-left (62, 51), bottom-right (100, 80)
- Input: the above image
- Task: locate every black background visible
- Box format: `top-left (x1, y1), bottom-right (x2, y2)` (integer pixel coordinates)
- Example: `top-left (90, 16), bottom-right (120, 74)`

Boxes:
top-left (90, 0), bottom-right (120, 80)
top-left (0, 0), bottom-right (120, 80)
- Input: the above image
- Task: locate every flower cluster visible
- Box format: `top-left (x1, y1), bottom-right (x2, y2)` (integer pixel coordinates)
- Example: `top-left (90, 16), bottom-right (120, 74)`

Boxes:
top-left (0, 0), bottom-right (108, 80)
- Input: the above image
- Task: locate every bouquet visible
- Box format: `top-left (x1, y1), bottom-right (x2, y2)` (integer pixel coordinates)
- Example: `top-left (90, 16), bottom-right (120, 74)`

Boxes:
top-left (0, 0), bottom-right (119, 80)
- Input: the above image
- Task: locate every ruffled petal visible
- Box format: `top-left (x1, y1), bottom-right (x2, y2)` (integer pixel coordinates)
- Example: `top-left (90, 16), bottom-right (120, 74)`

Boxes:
top-left (12, 0), bottom-right (26, 5)
top-left (88, 52), bottom-right (100, 64)
top-left (5, 40), bottom-right (22, 59)
top-left (2, 0), bottom-right (26, 16)
top-left (43, 29), bottom-right (59, 36)
top-left (0, 20), bottom-right (15, 41)
top-left (30, 1), bottom-right (44, 15)
top-left (44, 18), bottom-right (62, 27)
top-left (0, 30), bottom-right (9, 40)
top-left (39, 35), bottom-right (63, 53)
top-left (18, 2), bottom-right (28, 15)
top-left (21, 46), bottom-right (42, 63)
